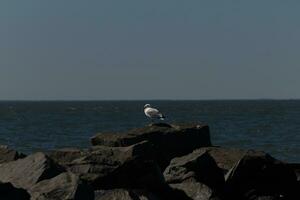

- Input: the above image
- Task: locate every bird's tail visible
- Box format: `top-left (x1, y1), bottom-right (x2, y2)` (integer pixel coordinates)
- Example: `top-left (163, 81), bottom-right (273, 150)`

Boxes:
top-left (159, 114), bottom-right (166, 120)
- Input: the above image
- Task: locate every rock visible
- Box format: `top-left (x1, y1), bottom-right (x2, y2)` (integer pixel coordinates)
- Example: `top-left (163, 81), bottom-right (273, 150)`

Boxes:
top-left (0, 145), bottom-right (26, 164)
top-left (94, 189), bottom-right (139, 200)
top-left (163, 148), bottom-right (225, 193)
top-left (0, 152), bottom-right (64, 190)
top-left (62, 141), bottom-right (165, 190)
top-left (201, 147), bottom-right (247, 175)
top-left (170, 181), bottom-right (212, 200)
top-left (48, 147), bottom-right (87, 166)
top-left (287, 163), bottom-right (300, 181)
top-left (91, 123), bottom-right (211, 169)
top-left (94, 189), bottom-right (161, 200)
top-left (242, 189), bottom-right (283, 200)
top-left (255, 196), bottom-right (279, 200)
top-left (170, 181), bottom-right (219, 200)
top-left (0, 181), bottom-right (30, 200)
top-left (224, 150), bottom-right (298, 199)
top-left (132, 190), bottom-right (161, 200)
top-left (95, 188), bottom-right (191, 200)
top-left (29, 172), bottom-right (94, 200)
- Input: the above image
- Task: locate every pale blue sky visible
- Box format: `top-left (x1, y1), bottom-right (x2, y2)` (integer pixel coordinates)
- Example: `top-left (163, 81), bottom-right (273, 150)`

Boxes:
top-left (1, 1), bottom-right (299, 100)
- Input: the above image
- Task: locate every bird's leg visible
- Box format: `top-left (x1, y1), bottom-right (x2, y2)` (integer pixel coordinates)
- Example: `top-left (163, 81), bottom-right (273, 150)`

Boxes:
top-left (150, 118), bottom-right (155, 126)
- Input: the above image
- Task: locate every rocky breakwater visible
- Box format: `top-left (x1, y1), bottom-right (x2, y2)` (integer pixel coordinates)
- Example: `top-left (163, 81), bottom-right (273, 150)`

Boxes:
top-left (0, 123), bottom-right (298, 200)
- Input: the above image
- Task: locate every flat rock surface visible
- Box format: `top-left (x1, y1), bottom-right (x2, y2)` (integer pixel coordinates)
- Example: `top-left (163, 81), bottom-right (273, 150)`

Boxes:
top-left (91, 123), bottom-right (211, 147)
top-left (91, 123), bottom-right (212, 169)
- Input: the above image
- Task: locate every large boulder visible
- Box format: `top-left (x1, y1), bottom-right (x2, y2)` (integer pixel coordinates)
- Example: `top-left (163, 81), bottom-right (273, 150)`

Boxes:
top-left (163, 148), bottom-right (225, 193)
top-left (132, 190), bottom-right (161, 200)
top-left (94, 189), bottom-right (139, 200)
top-left (47, 147), bottom-right (87, 166)
top-left (287, 163), bottom-right (300, 181)
top-left (94, 189), bottom-right (161, 200)
top-left (0, 152), bottom-right (64, 190)
top-left (29, 172), bottom-right (94, 200)
top-left (0, 181), bottom-right (30, 200)
top-left (224, 150), bottom-right (298, 199)
top-left (254, 196), bottom-right (279, 200)
top-left (53, 141), bottom-right (165, 190)
top-left (0, 145), bottom-right (26, 164)
top-left (91, 123), bottom-right (211, 169)
top-left (201, 147), bottom-right (247, 175)
top-left (170, 181), bottom-right (220, 200)
top-left (95, 187), bottom-right (196, 200)
top-left (241, 189), bottom-right (284, 200)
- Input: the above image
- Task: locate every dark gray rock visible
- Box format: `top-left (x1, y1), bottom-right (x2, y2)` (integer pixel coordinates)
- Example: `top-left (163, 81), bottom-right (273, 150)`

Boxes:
top-left (0, 181), bottom-right (30, 200)
top-left (96, 187), bottom-right (193, 200)
top-left (242, 189), bottom-right (283, 200)
top-left (0, 145), bottom-right (26, 164)
top-left (170, 181), bottom-right (219, 200)
top-left (163, 148), bottom-right (225, 193)
top-left (91, 123), bottom-right (211, 169)
top-left (29, 172), bottom-right (94, 200)
top-left (132, 190), bottom-right (161, 200)
top-left (201, 147), bottom-right (247, 175)
top-left (60, 141), bottom-right (164, 190)
top-left (48, 147), bottom-right (87, 166)
top-left (255, 196), bottom-right (279, 200)
top-left (95, 189), bottom-right (161, 200)
top-left (225, 150), bottom-right (298, 200)
top-left (94, 189), bottom-right (139, 200)
top-left (0, 152), bottom-right (64, 190)
top-left (287, 163), bottom-right (300, 181)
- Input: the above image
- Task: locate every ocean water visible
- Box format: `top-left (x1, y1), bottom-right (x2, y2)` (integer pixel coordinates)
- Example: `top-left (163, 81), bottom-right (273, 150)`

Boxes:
top-left (0, 100), bottom-right (299, 163)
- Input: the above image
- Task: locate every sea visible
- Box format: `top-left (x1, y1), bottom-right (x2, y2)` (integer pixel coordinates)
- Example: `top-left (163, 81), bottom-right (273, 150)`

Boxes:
top-left (0, 100), bottom-right (299, 163)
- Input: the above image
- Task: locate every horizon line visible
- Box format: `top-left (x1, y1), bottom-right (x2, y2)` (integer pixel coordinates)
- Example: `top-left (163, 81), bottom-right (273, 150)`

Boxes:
top-left (0, 98), bottom-right (299, 101)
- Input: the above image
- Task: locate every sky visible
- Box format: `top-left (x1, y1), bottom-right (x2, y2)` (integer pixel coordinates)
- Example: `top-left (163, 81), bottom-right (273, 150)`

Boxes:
top-left (0, 1), bottom-right (299, 100)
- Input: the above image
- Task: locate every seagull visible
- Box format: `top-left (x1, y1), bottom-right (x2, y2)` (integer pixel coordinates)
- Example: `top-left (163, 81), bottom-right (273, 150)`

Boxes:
top-left (144, 104), bottom-right (165, 122)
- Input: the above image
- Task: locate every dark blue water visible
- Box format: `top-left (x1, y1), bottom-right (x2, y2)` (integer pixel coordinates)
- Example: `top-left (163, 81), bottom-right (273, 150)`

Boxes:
top-left (0, 100), bottom-right (299, 163)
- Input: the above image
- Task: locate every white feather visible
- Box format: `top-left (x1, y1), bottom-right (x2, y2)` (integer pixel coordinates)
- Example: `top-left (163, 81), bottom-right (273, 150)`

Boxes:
top-left (144, 106), bottom-right (165, 120)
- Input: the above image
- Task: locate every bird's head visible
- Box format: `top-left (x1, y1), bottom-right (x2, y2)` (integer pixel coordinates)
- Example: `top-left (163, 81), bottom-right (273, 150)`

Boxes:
top-left (144, 104), bottom-right (151, 109)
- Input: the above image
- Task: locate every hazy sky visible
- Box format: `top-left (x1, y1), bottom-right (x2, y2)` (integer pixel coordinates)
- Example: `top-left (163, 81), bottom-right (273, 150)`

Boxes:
top-left (1, 1), bottom-right (299, 100)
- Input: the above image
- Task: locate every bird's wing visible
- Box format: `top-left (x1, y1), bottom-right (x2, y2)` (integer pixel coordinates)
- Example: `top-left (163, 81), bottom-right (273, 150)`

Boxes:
top-left (145, 108), bottom-right (161, 117)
